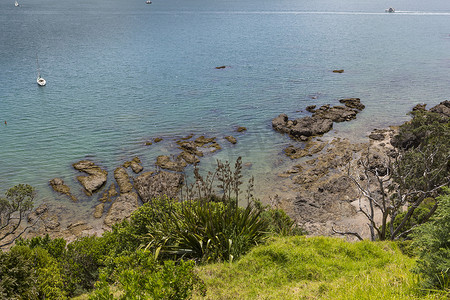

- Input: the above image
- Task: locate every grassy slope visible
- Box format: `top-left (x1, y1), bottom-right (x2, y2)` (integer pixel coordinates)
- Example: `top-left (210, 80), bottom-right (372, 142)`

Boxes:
top-left (193, 236), bottom-right (445, 300)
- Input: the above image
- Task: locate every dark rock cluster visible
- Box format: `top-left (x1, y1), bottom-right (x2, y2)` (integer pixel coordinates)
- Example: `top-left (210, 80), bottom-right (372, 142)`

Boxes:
top-left (272, 98), bottom-right (365, 141)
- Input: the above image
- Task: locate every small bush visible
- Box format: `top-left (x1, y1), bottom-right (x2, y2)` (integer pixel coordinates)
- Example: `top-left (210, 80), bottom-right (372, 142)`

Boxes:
top-left (63, 236), bottom-right (110, 296)
top-left (252, 199), bottom-right (305, 236)
top-left (89, 250), bottom-right (206, 300)
top-left (413, 187), bottom-right (450, 291)
top-left (0, 245), bottom-right (67, 299)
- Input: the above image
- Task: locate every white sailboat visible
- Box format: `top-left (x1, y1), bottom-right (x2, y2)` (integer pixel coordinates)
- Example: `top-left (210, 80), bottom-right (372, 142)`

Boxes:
top-left (15, 1), bottom-right (19, 7)
top-left (36, 55), bottom-right (46, 86)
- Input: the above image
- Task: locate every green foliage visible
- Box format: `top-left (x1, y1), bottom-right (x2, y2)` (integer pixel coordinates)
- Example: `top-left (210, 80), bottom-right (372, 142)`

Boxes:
top-left (392, 110), bottom-right (450, 150)
top-left (102, 195), bottom-right (182, 257)
top-left (0, 245), bottom-right (67, 299)
top-left (391, 110), bottom-right (449, 199)
top-left (252, 199), bottom-right (305, 236)
top-left (63, 236), bottom-right (110, 296)
top-left (89, 250), bottom-right (206, 300)
top-left (16, 234), bottom-right (67, 259)
top-left (413, 188), bottom-right (450, 291)
top-left (159, 201), bottom-right (268, 263)
top-left (106, 195), bottom-right (269, 263)
top-left (385, 199), bottom-right (435, 240)
top-left (0, 184), bottom-right (36, 247)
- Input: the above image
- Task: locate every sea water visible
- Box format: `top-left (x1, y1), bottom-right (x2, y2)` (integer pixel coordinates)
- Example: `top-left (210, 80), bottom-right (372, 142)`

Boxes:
top-left (1, 0), bottom-right (449, 220)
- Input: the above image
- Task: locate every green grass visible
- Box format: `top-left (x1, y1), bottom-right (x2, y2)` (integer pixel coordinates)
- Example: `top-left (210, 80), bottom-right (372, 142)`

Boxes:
top-left (193, 236), bottom-right (448, 300)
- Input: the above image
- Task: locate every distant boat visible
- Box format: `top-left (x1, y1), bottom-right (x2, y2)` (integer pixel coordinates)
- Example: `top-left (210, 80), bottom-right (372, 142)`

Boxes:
top-left (15, 1), bottom-right (19, 7)
top-left (385, 7), bottom-right (395, 13)
top-left (36, 55), bottom-right (46, 86)
top-left (146, 1), bottom-right (152, 4)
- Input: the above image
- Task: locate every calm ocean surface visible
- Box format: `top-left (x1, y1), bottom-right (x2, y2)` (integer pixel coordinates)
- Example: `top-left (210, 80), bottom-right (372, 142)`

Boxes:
top-left (1, 0), bottom-right (449, 217)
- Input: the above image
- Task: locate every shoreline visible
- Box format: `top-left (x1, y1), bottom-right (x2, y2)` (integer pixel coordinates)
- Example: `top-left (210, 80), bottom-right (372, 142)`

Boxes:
top-left (11, 100), bottom-right (449, 244)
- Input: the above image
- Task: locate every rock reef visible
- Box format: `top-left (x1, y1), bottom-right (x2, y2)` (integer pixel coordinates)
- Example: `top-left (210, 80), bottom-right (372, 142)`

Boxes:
top-left (72, 160), bottom-right (108, 196)
top-left (272, 99), bottom-right (365, 141)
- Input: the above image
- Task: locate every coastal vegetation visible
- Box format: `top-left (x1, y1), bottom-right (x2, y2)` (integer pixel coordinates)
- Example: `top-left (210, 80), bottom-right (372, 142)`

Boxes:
top-left (0, 102), bottom-right (448, 299)
top-left (346, 109), bottom-right (450, 241)
top-left (0, 184), bottom-right (36, 248)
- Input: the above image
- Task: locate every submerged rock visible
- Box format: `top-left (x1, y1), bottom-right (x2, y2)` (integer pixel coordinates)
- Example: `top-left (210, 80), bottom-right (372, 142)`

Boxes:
top-left (178, 151), bottom-right (200, 165)
top-left (194, 136), bottom-right (216, 147)
top-left (156, 155), bottom-right (187, 172)
top-left (114, 167), bottom-right (133, 194)
top-left (177, 141), bottom-right (204, 157)
top-left (72, 160), bottom-right (108, 196)
top-left (123, 157), bottom-right (143, 174)
top-left (98, 184), bottom-right (117, 203)
top-left (284, 140), bottom-right (327, 159)
top-left (49, 178), bottom-right (78, 202)
top-left (134, 171), bottom-right (184, 203)
top-left (94, 203), bottom-right (105, 219)
top-left (27, 204), bottom-right (48, 223)
top-left (339, 98), bottom-right (365, 111)
top-left (225, 135), bottom-right (237, 144)
top-left (313, 105), bottom-right (359, 122)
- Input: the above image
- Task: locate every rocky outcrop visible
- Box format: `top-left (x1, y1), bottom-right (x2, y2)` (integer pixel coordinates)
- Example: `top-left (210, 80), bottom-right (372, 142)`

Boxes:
top-left (156, 155), bottom-right (187, 172)
top-left (339, 98), bottom-right (365, 111)
top-left (27, 204), bottom-right (48, 223)
top-left (272, 101), bottom-right (365, 140)
top-left (272, 114), bottom-right (333, 140)
top-left (178, 151), bottom-right (200, 165)
top-left (72, 160), bottom-right (108, 196)
top-left (178, 141), bottom-right (204, 157)
top-left (134, 171), bottom-right (184, 203)
top-left (66, 221), bottom-right (93, 236)
top-left (104, 192), bottom-right (139, 227)
top-left (123, 157), bottom-right (143, 174)
top-left (391, 101), bottom-right (450, 149)
top-left (94, 203), bottom-right (105, 219)
top-left (98, 184), bottom-right (117, 203)
top-left (429, 100), bottom-right (450, 118)
top-left (306, 105), bottom-right (317, 113)
top-left (114, 167), bottom-right (133, 194)
top-left (49, 178), bottom-right (78, 202)
top-left (312, 105), bottom-right (359, 122)
top-left (225, 136), bottom-right (237, 144)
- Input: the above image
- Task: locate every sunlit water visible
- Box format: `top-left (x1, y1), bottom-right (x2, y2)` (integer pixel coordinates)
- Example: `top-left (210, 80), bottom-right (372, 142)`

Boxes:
top-left (1, 0), bottom-right (449, 224)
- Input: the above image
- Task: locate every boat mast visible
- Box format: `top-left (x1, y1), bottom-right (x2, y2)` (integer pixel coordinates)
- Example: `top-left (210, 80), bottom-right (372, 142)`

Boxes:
top-left (36, 54), bottom-right (41, 78)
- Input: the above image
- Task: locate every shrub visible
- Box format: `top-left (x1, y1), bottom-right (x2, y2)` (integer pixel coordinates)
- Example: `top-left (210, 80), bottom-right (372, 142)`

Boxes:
top-left (89, 250), bottom-right (206, 300)
top-left (16, 234), bottom-right (67, 259)
top-left (0, 245), bottom-right (67, 299)
top-left (163, 200), bottom-right (269, 263)
top-left (252, 199), bottom-right (305, 236)
top-left (63, 236), bottom-right (110, 296)
top-left (413, 187), bottom-right (450, 290)
top-left (0, 184), bottom-right (36, 248)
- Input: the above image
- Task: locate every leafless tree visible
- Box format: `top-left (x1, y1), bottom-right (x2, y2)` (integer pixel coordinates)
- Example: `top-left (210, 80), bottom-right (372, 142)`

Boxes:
top-left (344, 143), bottom-right (449, 241)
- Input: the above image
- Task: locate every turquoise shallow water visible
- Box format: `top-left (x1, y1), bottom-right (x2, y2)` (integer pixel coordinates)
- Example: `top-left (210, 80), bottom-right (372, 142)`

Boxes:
top-left (1, 0), bottom-right (449, 216)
